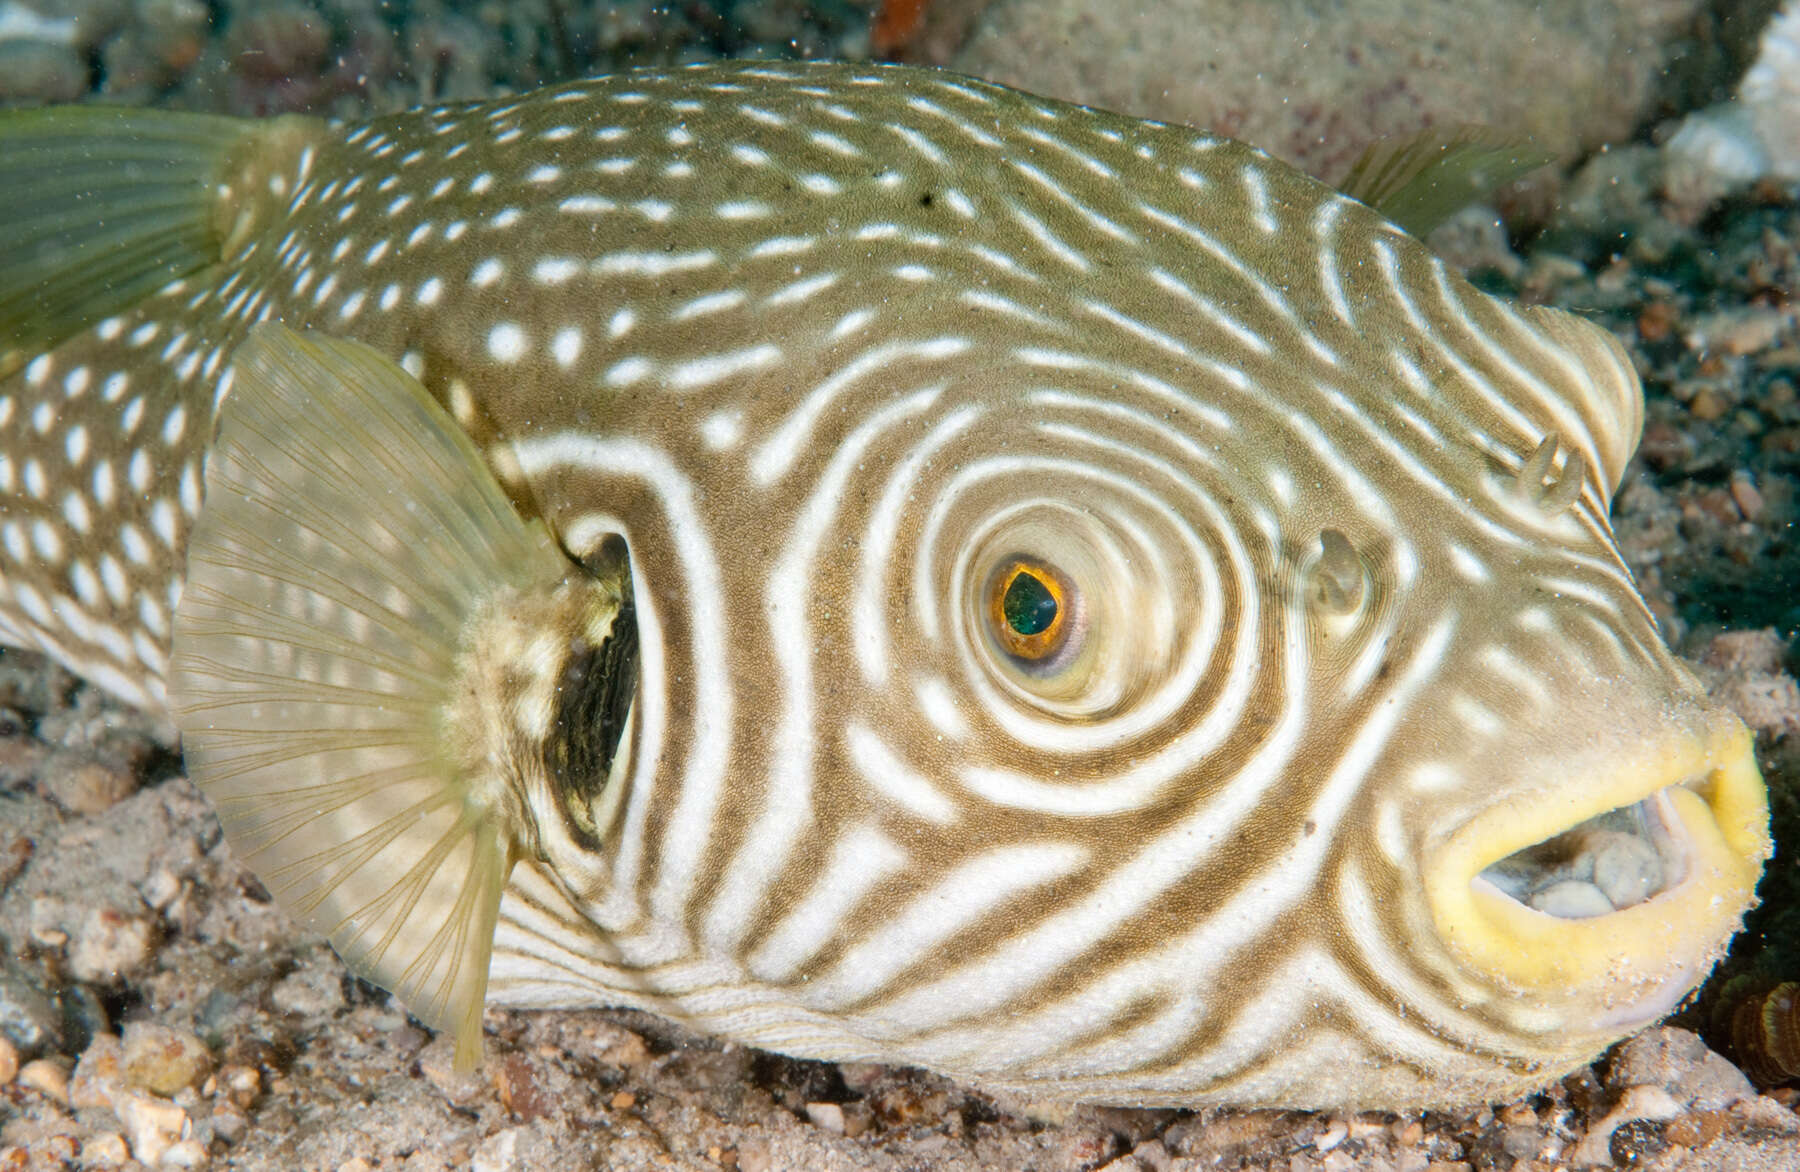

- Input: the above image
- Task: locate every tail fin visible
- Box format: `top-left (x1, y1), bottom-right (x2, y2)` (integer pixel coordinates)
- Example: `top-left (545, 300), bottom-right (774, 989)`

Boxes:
top-left (170, 325), bottom-right (580, 1068)
top-left (0, 106), bottom-right (322, 376)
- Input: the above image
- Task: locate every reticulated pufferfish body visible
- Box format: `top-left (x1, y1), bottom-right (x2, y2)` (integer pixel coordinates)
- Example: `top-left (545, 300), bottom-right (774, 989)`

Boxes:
top-left (0, 61), bottom-right (1769, 1109)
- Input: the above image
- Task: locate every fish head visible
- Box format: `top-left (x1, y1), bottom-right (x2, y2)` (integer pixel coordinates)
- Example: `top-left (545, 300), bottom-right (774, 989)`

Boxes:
top-left (767, 269), bottom-right (1767, 1100)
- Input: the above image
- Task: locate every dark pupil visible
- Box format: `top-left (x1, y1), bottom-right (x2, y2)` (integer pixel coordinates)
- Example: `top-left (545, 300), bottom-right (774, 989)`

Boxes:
top-left (1002, 571), bottom-right (1058, 636)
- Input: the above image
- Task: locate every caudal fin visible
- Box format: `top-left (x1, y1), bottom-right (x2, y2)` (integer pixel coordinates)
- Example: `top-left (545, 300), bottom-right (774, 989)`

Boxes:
top-left (0, 106), bottom-right (322, 376)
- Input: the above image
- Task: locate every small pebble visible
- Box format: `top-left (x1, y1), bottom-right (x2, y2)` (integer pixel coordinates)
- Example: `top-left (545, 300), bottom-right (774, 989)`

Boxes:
top-left (0, 965), bottom-right (62, 1057)
top-left (43, 754), bottom-right (138, 815)
top-left (68, 907), bottom-right (156, 983)
top-left (0, 1036), bottom-right (15, 1085)
top-left (122, 1021), bottom-right (213, 1095)
top-left (114, 1089), bottom-right (191, 1166)
top-left (139, 868), bottom-right (183, 912)
top-left (271, 962), bottom-right (347, 1016)
top-left (1729, 473), bottom-right (1764, 520)
top-left (27, 896), bottom-right (69, 948)
top-left (210, 1099), bottom-right (249, 1145)
top-left (215, 1062), bottom-right (261, 1108)
top-left (417, 1036), bottom-right (487, 1106)
top-left (805, 1101), bottom-right (846, 1133)
top-left (18, 1056), bottom-right (72, 1104)
top-left (71, 1033), bottom-right (124, 1109)
top-left (82, 1133), bottom-right (130, 1168)
top-left (1607, 1027), bottom-right (1755, 1111)
top-left (1689, 386), bottom-right (1730, 420)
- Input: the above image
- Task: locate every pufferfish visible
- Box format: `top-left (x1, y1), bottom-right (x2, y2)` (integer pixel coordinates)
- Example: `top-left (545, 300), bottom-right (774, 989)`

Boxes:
top-left (0, 59), bottom-right (1771, 1110)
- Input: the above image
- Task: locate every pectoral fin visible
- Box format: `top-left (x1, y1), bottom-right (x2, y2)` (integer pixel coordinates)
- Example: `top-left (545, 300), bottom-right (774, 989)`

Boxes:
top-left (170, 324), bottom-right (577, 1069)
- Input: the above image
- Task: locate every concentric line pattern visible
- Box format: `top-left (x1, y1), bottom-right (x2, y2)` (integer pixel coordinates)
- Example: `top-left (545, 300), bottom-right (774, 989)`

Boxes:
top-left (0, 61), bottom-right (1705, 1104)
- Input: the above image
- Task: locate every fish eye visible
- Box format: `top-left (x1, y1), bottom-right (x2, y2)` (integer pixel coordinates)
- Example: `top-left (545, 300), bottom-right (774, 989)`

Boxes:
top-left (987, 558), bottom-right (1075, 665)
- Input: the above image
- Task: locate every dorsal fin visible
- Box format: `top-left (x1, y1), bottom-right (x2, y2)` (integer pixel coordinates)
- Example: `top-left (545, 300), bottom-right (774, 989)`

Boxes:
top-left (1338, 126), bottom-right (1554, 239)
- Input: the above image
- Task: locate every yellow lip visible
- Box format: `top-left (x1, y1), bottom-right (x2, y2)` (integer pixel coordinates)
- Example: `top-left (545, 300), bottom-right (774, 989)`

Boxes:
top-left (1424, 717), bottom-right (1769, 1018)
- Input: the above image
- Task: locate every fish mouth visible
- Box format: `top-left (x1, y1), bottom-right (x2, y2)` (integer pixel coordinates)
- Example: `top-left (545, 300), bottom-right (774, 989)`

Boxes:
top-left (1424, 718), bottom-right (1768, 1029)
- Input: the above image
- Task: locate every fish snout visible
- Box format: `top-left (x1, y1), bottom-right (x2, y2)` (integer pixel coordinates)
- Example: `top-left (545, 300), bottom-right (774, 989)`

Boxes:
top-left (1422, 714), bottom-right (1768, 1031)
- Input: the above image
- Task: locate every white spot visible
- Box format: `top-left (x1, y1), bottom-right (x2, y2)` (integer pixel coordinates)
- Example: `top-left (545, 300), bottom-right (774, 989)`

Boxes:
top-left (672, 289), bottom-right (746, 321)
top-left (61, 493), bottom-right (91, 535)
top-left (137, 594), bottom-right (167, 639)
top-left (417, 277), bottom-right (444, 306)
top-left (99, 556), bottom-right (128, 606)
top-left (604, 357), bottom-right (653, 386)
top-left (162, 404), bottom-right (188, 447)
top-left (700, 410), bottom-right (743, 450)
top-left (551, 327), bottom-right (583, 368)
top-left (30, 520), bottom-right (63, 562)
top-left (380, 284), bottom-right (401, 311)
top-left (179, 462), bottom-right (202, 517)
top-left (128, 449), bottom-right (153, 493)
top-left (23, 459), bottom-right (47, 498)
top-left (91, 460), bottom-right (114, 508)
top-left (532, 257), bottom-right (582, 285)
top-left (64, 424), bottom-right (88, 465)
top-left (24, 355), bottom-right (50, 386)
top-left (337, 289), bottom-right (366, 320)
top-left (472, 258), bottom-right (504, 287)
top-left (62, 367), bottom-right (90, 398)
top-left (487, 322), bottom-right (528, 363)
top-left (149, 499), bottom-right (180, 548)
top-left (829, 308), bottom-right (876, 339)
top-left (608, 308), bottom-right (636, 338)
top-left (559, 194), bottom-right (616, 215)
top-left (528, 165), bottom-right (562, 184)
top-left (69, 561), bottom-right (102, 609)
